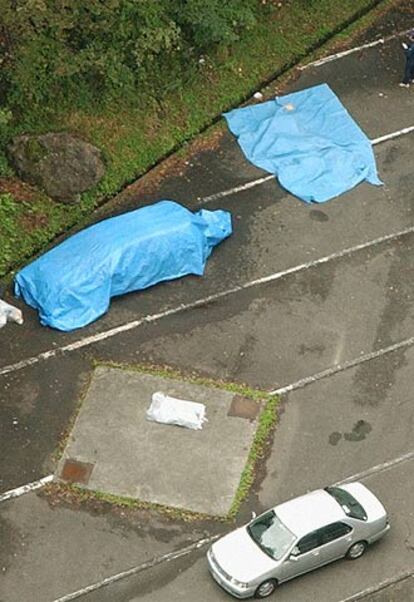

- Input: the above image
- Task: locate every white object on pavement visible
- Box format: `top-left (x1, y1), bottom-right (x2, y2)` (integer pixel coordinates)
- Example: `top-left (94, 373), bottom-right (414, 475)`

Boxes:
top-left (253, 92), bottom-right (263, 100)
top-left (146, 392), bottom-right (207, 430)
top-left (0, 299), bottom-right (23, 329)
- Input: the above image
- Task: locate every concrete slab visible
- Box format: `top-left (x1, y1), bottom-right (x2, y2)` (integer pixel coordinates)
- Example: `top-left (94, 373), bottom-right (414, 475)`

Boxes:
top-left (57, 367), bottom-right (260, 516)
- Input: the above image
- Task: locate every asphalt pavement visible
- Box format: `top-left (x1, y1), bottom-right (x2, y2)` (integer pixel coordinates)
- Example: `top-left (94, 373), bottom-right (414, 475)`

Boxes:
top-left (1, 5), bottom-right (414, 602)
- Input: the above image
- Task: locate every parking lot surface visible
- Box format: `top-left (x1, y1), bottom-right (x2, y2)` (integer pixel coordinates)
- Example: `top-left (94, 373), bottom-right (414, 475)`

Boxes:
top-left (1, 8), bottom-right (414, 602)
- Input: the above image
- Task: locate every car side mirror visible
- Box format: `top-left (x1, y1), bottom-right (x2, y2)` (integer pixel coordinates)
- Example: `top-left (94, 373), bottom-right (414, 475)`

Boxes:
top-left (251, 511), bottom-right (257, 520)
top-left (289, 546), bottom-right (300, 560)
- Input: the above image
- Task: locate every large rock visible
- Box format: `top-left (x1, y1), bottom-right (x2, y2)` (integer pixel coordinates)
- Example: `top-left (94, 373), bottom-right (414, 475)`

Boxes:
top-left (7, 132), bottom-right (105, 203)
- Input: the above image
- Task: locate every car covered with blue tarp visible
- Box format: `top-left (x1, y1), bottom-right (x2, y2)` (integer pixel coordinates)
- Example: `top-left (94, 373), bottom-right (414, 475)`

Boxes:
top-left (15, 200), bottom-right (232, 331)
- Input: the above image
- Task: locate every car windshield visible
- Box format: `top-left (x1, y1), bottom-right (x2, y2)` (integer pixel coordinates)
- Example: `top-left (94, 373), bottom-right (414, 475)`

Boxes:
top-left (325, 486), bottom-right (367, 521)
top-left (247, 510), bottom-right (296, 560)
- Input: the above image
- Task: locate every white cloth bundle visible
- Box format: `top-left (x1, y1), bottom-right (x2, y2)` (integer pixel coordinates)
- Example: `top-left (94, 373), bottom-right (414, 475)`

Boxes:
top-left (146, 392), bottom-right (207, 430)
top-left (0, 299), bottom-right (23, 329)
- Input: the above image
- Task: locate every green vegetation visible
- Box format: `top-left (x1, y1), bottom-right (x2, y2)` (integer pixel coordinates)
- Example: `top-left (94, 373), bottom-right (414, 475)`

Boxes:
top-left (0, 0), bottom-right (397, 278)
top-left (43, 481), bottom-right (220, 523)
top-left (228, 392), bottom-right (278, 519)
top-left (93, 359), bottom-right (270, 401)
top-left (0, 0), bottom-right (258, 114)
top-left (50, 368), bottom-right (94, 465)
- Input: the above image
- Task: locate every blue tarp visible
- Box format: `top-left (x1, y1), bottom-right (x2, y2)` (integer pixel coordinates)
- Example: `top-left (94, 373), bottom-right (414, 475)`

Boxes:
top-left (15, 200), bottom-right (232, 331)
top-left (224, 83), bottom-right (382, 203)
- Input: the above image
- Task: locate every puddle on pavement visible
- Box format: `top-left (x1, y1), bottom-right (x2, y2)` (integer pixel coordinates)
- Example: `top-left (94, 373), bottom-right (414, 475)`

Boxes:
top-left (329, 419), bottom-right (372, 445)
top-left (309, 209), bottom-right (329, 222)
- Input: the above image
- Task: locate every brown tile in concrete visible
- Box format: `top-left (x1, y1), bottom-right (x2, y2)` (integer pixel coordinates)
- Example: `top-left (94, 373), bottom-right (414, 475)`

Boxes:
top-left (60, 459), bottom-right (95, 485)
top-left (227, 395), bottom-right (261, 420)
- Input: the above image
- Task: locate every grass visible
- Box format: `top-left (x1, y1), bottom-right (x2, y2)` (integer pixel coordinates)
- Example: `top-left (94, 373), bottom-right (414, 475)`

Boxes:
top-left (47, 360), bottom-right (278, 521)
top-left (0, 0), bottom-right (402, 280)
top-left (43, 481), bottom-right (220, 523)
top-left (228, 392), bottom-right (279, 519)
top-left (92, 359), bottom-right (271, 402)
top-left (49, 368), bottom-right (94, 465)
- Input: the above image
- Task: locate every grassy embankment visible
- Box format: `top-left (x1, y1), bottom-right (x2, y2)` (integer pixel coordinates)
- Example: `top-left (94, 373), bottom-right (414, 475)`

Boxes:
top-left (0, 0), bottom-right (399, 280)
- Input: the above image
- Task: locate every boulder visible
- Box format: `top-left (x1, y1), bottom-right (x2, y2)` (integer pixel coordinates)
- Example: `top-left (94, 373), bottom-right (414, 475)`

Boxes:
top-left (7, 132), bottom-right (105, 204)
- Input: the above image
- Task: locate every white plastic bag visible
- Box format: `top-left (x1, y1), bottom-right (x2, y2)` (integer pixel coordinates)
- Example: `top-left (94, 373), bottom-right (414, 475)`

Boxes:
top-left (146, 392), bottom-right (207, 430)
top-left (0, 299), bottom-right (23, 329)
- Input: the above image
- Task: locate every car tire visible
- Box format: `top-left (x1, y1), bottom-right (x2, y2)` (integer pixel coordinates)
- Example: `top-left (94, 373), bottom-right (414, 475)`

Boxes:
top-left (255, 579), bottom-right (278, 598)
top-left (346, 541), bottom-right (367, 560)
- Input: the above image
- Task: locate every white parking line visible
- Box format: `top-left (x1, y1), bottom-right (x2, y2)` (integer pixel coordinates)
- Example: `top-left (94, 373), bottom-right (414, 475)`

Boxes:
top-left (52, 535), bottom-right (219, 602)
top-left (198, 175), bottom-right (274, 204)
top-left (301, 37), bottom-right (385, 69)
top-left (0, 474), bottom-right (54, 502)
top-left (301, 28), bottom-right (412, 70)
top-left (335, 450), bottom-right (414, 486)
top-left (2, 223), bottom-right (414, 379)
top-left (371, 125), bottom-right (414, 145)
top-left (270, 334), bottom-right (414, 396)
top-left (339, 569), bottom-right (414, 601)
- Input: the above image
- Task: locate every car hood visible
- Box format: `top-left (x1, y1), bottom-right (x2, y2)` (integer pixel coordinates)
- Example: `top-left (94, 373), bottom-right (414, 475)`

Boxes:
top-left (340, 482), bottom-right (387, 520)
top-left (212, 527), bottom-right (277, 583)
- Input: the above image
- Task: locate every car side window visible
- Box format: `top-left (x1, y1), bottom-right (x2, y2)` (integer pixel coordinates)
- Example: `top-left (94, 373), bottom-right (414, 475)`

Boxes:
top-left (296, 531), bottom-right (320, 554)
top-left (319, 522), bottom-right (352, 545)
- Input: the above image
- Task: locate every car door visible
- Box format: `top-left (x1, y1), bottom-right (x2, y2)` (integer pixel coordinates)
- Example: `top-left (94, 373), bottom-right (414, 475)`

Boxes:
top-left (279, 530), bottom-right (324, 582)
top-left (316, 522), bottom-right (353, 566)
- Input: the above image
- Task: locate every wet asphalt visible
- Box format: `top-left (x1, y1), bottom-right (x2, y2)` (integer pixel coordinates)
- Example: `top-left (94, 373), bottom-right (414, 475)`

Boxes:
top-left (1, 4), bottom-right (414, 602)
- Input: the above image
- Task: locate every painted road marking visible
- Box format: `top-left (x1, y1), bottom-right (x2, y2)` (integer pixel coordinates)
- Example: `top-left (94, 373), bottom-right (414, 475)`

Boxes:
top-left (52, 535), bottom-right (219, 602)
top-left (0, 475), bottom-right (54, 502)
top-left (270, 334), bottom-right (414, 396)
top-left (371, 125), bottom-right (414, 145)
top-left (339, 570), bottom-right (414, 601)
top-left (301, 37), bottom-right (385, 69)
top-left (198, 175), bottom-right (274, 204)
top-left (335, 450), bottom-right (414, 487)
top-left (300, 28), bottom-right (412, 70)
top-left (2, 223), bottom-right (414, 379)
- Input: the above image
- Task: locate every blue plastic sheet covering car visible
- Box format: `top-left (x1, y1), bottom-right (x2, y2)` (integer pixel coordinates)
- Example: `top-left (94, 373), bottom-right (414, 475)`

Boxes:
top-left (224, 83), bottom-right (382, 203)
top-left (15, 200), bottom-right (232, 331)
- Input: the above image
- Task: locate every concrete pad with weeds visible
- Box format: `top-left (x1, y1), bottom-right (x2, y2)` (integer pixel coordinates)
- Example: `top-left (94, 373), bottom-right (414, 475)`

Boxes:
top-left (57, 366), bottom-right (275, 517)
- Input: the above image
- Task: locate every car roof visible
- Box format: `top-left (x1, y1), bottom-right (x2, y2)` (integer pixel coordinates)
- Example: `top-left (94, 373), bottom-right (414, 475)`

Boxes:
top-left (273, 489), bottom-right (346, 538)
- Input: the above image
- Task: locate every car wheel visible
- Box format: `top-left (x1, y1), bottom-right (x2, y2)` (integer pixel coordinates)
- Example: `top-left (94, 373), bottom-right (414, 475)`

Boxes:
top-left (346, 541), bottom-right (367, 560)
top-left (255, 579), bottom-right (278, 598)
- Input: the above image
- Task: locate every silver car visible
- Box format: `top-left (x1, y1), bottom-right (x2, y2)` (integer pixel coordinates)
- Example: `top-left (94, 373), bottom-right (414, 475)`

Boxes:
top-left (207, 482), bottom-right (389, 599)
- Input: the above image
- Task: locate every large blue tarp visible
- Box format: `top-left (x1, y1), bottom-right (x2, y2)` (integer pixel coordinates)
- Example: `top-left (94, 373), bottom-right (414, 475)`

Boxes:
top-left (15, 200), bottom-right (232, 331)
top-left (224, 83), bottom-right (382, 203)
